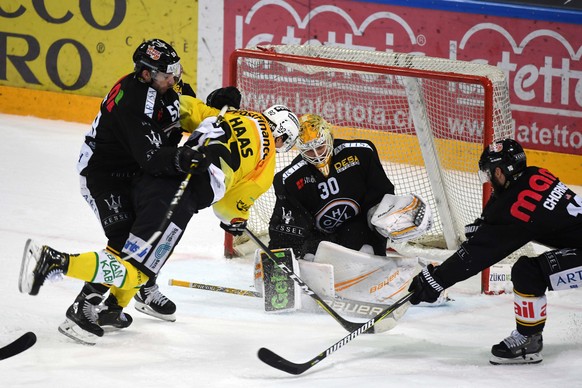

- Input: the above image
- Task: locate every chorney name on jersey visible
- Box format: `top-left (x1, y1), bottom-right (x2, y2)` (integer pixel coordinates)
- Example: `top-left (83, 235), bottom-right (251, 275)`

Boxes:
top-left (511, 168), bottom-right (569, 222)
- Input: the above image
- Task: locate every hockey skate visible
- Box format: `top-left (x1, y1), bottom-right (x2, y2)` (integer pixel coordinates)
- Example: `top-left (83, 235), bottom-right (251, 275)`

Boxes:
top-left (490, 330), bottom-right (543, 365)
top-left (19, 239), bottom-right (68, 296)
top-left (58, 291), bottom-right (104, 346)
top-left (98, 294), bottom-right (133, 329)
top-left (134, 283), bottom-right (176, 322)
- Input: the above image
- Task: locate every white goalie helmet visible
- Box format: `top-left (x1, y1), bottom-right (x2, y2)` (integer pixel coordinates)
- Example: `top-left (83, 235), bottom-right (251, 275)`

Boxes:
top-left (297, 114), bottom-right (334, 176)
top-left (262, 105), bottom-right (299, 153)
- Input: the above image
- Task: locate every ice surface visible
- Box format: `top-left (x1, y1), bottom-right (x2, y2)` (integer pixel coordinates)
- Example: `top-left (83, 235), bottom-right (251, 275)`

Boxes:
top-left (1, 114), bottom-right (581, 387)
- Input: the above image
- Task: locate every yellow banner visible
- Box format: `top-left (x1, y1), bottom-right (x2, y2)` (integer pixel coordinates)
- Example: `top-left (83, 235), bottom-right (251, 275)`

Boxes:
top-left (0, 1), bottom-right (198, 97)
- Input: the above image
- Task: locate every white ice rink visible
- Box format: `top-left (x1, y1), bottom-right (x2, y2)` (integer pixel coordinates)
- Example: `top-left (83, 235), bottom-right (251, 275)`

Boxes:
top-left (1, 113), bottom-right (581, 387)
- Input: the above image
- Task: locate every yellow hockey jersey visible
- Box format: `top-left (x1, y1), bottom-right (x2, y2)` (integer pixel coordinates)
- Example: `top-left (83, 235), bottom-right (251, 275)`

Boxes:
top-left (180, 96), bottom-right (276, 223)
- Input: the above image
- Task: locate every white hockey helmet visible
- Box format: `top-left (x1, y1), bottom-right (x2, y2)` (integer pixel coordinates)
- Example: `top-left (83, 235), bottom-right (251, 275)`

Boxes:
top-left (263, 105), bottom-right (299, 153)
top-left (297, 114), bottom-right (334, 176)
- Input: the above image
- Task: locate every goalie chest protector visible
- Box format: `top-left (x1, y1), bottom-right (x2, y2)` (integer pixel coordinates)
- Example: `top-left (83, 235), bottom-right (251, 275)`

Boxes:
top-left (277, 139), bottom-right (394, 234)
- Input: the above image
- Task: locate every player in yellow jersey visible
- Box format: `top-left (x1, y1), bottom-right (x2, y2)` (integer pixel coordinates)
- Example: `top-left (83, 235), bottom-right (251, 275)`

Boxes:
top-left (19, 93), bottom-right (299, 345)
top-left (180, 97), bottom-right (298, 231)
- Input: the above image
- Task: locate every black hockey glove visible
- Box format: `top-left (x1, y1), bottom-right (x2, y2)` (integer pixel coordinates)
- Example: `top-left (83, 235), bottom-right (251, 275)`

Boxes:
top-left (174, 80), bottom-right (196, 97)
top-left (408, 264), bottom-right (445, 305)
top-left (174, 146), bottom-right (209, 174)
top-left (220, 220), bottom-right (247, 236)
top-left (206, 86), bottom-right (241, 109)
top-left (464, 218), bottom-right (484, 240)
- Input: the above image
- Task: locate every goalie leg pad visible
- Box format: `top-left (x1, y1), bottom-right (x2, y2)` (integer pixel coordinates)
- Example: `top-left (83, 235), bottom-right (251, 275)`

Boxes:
top-left (314, 241), bottom-right (420, 304)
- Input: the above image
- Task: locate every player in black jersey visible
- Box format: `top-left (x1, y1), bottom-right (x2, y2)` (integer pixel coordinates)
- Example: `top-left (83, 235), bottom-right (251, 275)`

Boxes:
top-left (408, 138), bottom-right (582, 365)
top-left (19, 38), bottom-right (300, 345)
top-left (18, 39), bottom-right (242, 344)
top-left (268, 113), bottom-right (395, 258)
top-left (75, 38), bottom-right (189, 327)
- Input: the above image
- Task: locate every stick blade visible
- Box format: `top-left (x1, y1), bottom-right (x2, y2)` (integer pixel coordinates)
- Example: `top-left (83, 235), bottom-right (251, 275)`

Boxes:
top-left (258, 347), bottom-right (311, 375)
top-left (0, 332), bottom-right (37, 360)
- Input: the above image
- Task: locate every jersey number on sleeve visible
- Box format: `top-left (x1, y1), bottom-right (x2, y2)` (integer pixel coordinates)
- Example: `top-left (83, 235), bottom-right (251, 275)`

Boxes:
top-left (166, 100), bottom-right (180, 122)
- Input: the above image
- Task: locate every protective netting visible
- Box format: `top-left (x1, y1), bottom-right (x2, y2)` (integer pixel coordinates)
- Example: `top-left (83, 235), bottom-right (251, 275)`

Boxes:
top-left (229, 45), bottom-right (533, 292)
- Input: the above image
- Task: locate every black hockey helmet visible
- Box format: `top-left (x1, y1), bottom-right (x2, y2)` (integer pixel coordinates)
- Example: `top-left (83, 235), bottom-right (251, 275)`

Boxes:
top-left (478, 138), bottom-right (526, 184)
top-left (133, 39), bottom-right (181, 79)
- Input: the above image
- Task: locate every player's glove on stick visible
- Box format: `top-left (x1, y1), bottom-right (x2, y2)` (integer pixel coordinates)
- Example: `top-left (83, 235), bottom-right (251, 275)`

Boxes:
top-left (220, 220), bottom-right (247, 236)
top-left (408, 264), bottom-right (445, 305)
top-left (206, 86), bottom-right (242, 109)
top-left (175, 146), bottom-right (209, 174)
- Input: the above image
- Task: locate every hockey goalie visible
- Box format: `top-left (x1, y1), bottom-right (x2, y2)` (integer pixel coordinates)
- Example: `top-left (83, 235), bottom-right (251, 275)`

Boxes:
top-left (257, 193), bottom-right (440, 333)
top-left (256, 115), bottom-right (445, 331)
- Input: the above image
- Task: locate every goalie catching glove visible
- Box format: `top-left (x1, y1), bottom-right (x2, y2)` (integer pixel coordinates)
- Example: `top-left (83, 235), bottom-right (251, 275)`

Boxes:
top-left (368, 193), bottom-right (433, 243)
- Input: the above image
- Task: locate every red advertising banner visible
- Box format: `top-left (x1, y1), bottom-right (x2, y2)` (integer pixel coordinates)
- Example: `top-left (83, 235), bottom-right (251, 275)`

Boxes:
top-left (224, 0), bottom-right (581, 156)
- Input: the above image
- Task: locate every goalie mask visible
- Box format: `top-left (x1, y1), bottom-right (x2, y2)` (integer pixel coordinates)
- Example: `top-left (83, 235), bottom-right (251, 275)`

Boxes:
top-left (478, 139), bottom-right (526, 192)
top-left (263, 105), bottom-right (299, 153)
top-left (297, 114), bottom-right (334, 176)
top-left (133, 39), bottom-right (182, 82)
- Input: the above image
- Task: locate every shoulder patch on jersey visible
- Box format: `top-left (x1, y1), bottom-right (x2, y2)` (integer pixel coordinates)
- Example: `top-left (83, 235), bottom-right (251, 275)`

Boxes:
top-left (281, 159), bottom-right (308, 184)
top-left (294, 175), bottom-right (316, 190)
top-left (333, 141), bottom-right (373, 154)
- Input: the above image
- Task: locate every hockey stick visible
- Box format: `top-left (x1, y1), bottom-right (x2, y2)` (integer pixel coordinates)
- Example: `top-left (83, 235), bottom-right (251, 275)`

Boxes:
top-left (169, 278), bottom-right (402, 325)
top-left (258, 291), bottom-right (413, 375)
top-left (123, 105), bottom-right (229, 262)
top-left (168, 278), bottom-right (261, 297)
top-left (244, 228), bottom-right (379, 334)
top-left (0, 332), bottom-right (36, 360)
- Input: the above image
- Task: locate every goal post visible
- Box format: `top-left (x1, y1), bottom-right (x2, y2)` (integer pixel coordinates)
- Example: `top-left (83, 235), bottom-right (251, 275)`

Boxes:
top-left (226, 44), bottom-right (530, 294)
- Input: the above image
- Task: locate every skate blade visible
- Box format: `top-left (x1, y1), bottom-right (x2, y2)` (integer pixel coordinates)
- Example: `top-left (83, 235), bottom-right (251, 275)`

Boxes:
top-left (58, 319), bottom-right (99, 346)
top-left (489, 353), bottom-right (542, 365)
top-left (19, 239), bottom-right (41, 295)
top-left (134, 302), bottom-right (176, 322)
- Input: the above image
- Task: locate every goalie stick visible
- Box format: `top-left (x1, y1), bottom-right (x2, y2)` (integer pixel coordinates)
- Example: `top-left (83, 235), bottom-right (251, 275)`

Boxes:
top-left (0, 332), bottom-right (36, 360)
top-left (168, 278), bottom-right (397, 320)
top-left (244, 228), bottom-right (383, 334)
top-left (258, 292), bottom-right (413, 375)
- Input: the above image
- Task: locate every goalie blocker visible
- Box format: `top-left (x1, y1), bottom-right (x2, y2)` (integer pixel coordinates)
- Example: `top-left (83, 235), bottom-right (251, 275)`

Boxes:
top-left (368, 193), bottom-right (433, 243)
top-left (255, 248), bottom-right (302, 313)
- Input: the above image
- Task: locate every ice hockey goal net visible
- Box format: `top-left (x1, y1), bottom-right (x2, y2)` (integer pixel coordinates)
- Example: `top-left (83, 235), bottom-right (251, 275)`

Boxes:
top-left (226, 44), bottom-right (531, 294)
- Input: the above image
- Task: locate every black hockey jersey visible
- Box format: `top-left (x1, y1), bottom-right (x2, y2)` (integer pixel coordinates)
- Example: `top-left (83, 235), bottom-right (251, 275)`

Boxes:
top-left (437, 166), bottom-right (582, 287)
top-left (77, 73), bottom-right (184, 178)
top-left (268, 139), bottom-right (394, 255)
